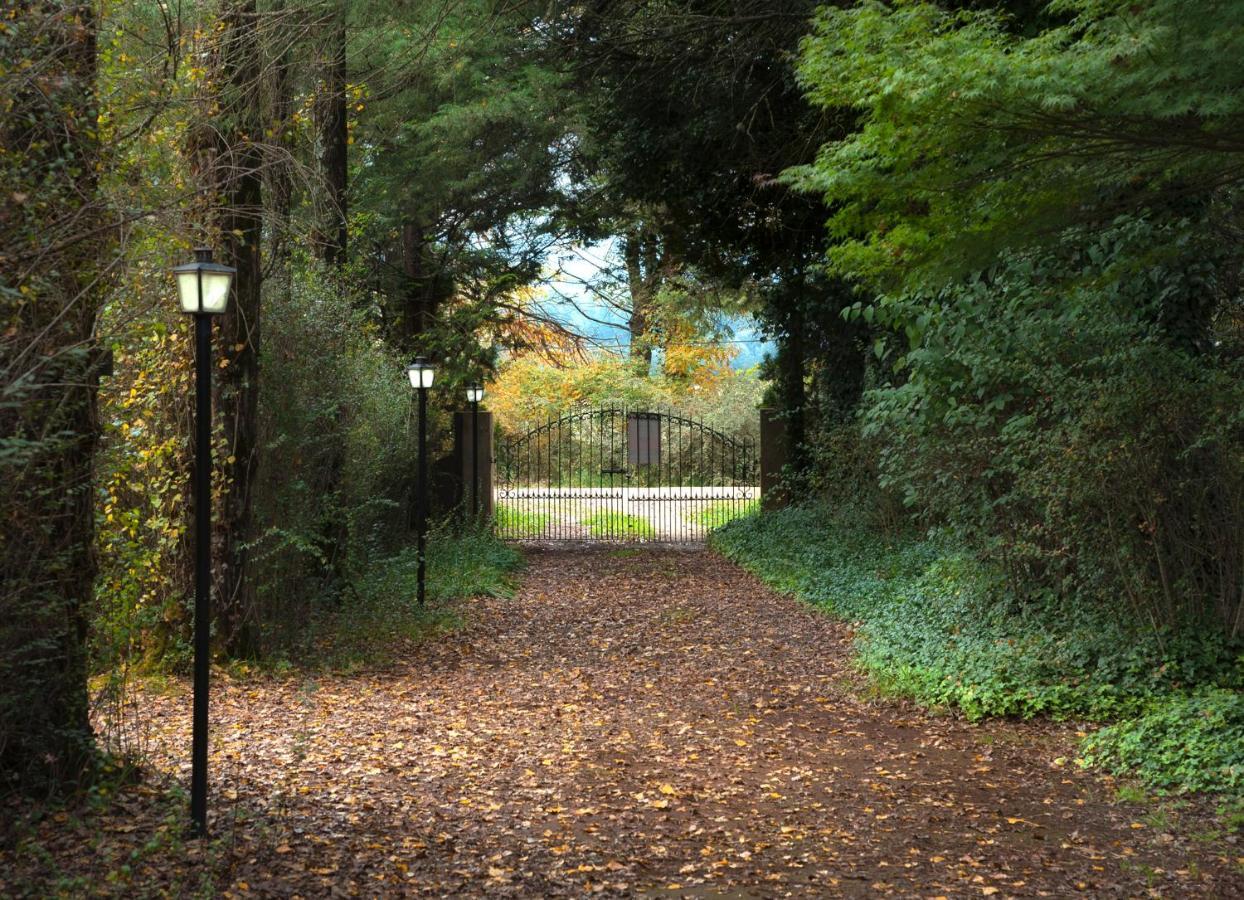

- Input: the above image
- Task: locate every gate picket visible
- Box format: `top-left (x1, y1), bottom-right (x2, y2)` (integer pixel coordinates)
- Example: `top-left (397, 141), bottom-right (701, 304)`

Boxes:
top-left (494, 407), bottom-right (758, 543)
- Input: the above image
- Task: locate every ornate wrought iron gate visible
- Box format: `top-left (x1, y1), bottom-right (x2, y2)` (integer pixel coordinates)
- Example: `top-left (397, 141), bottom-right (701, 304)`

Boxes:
top-left (494, 407), bottom-right (758, 543)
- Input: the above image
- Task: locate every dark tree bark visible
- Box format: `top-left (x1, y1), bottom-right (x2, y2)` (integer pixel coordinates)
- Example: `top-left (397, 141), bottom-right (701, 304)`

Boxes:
top-left (622, 223), bottom-right (667, 377)
top-left (265, 0), bottom-right (295, 268)
top-left (777, 305), bottom-right (807, 474)
top-left (314, 4), bottom-right (348, 268)
top-left (0, 1), bottom-right (105, 789)
top-left (309, 4), bottom-right (351, 577)
top-left (399, 221), bottom-right (450, 346)
top-left (190, 0), bottom-right (265, 657)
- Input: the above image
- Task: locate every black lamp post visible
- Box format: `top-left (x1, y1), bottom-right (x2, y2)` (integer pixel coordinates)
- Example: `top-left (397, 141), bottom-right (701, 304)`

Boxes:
top-left (465, 384), bottom-right (484, 519)
top-left (407, 357), bottom-right (435, 605)
top-left (171, 246), bottom-right (235, 837)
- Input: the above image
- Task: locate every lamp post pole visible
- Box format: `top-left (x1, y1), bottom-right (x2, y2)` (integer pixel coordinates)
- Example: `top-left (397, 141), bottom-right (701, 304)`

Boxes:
top-left (471, 396), bottom-right (480, 518)
top-left (417, 380), bottom-right (428, 605)
top-left (172, 247), bottom-right (234, 838)
top-left (465, 384), bottom-right (484, 520)
top-left (190, 311), bottom-right (211, 836)
top-left (408, 357), bottom-right (435, 606)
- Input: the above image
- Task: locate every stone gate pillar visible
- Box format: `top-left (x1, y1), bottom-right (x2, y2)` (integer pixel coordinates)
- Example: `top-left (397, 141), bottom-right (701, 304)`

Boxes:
top-left (453, 409), bottom-right (494, 519)
top-left (759, 408), bottom-right (789, 511)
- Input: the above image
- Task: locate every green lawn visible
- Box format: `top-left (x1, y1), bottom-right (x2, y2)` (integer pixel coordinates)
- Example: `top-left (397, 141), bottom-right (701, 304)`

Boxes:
top-left (494, 503), bottom-right (551, 538)
top-left (687, 497), bottom-right (759, 530)
top-left (580, 508), bottom-right (655, 540)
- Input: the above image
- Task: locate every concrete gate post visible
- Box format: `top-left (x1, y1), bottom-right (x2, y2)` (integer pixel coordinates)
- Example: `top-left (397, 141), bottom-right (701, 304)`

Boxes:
top-left (453, 409), bottom-right (494, 520)
top-left (759, 408), bottom-right (789, 511)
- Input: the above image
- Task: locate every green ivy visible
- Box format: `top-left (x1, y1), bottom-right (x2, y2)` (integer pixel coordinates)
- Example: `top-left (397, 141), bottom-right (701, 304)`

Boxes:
top-left (712, 505), bottom-right (1243, 795)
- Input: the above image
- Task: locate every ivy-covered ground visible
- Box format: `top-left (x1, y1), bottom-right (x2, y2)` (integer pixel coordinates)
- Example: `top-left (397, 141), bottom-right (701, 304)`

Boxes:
top-left (4, 548), bottom-right (1242, 896)
top-left (712, 506), bottom-right (1244, 800)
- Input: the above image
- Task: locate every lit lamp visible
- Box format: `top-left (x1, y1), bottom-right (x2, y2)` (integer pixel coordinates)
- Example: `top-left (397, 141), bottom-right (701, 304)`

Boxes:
top-left (172, 246), bottom-right (234, 838)
top-left (407, 356), bottom-right (435, 390)
top-left (406, 357), bottom-right (435, 604)
top-left (466, 384), bottom-right (484, 519)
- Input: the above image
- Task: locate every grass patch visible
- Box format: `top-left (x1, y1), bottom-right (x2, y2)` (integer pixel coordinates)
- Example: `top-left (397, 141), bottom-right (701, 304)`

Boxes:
top-left (710, 504), bottom-right (1243, 797)
top-left (494, 503), bottom-right (550, 538)
top-left (581, 509), bottom-right (655, 540)
top-left (687, 498), bottom-right (759, 530)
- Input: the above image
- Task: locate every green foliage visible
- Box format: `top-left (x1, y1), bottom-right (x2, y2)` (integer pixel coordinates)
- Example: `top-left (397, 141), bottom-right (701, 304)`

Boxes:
top-left (354, 0), bottom-right (569, 367)
top-left (712, 505), bottom-right (1243, 793)
top-left (858, 219), bottom-right (1244, 636)
top-left (246, 267), bottom-right (421, 655)
top-left (2, 0), bottom-right (108, 788)
top-left (581, 509), bottom-right (656, 540)
top-left (422, 524), bottom-right (524, 604)
top-left (494, 504), bottom-right (551, 539)
top-left (1083, 690), bottom-right (1244, 795)
top-left (788, 0), bottom-right (1244, 291)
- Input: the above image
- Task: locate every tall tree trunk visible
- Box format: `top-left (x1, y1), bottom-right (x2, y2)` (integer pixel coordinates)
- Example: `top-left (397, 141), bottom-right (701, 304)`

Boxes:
top-left (214, 0), bottom-right (265, 656)
top-left (400, 221), bottom-right (445, 345)
top-left (778, 270), bottom-right (808, 475)
top-left (623, 226), bottom-right (661, 377)
top-left (314, 4), bottom-right (348, 268)
top-left (265, 0), bottom-right (294, 269)
top-left (310, 3), bottom-right (350, 580)
top-left (0, 1), bottom-right (104, 789)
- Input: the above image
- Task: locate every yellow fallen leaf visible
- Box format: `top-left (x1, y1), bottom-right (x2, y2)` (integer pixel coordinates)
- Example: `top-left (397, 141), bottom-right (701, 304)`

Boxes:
top-left (659, 784), bottom-right (676, 795)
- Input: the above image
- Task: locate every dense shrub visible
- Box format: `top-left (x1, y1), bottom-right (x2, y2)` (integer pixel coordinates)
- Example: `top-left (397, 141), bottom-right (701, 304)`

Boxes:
top-left (94, 298), bottom-right (194, 674)
top-left (90, 261), bottom-right (464, 669)
top-left (247, 269), bottom-right (419, 655)
top-left (864, 219), bottom-right (1244, 639)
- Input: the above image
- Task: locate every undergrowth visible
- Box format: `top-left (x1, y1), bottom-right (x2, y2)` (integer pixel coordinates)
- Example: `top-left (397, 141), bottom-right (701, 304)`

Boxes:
top-left (711, 504), bottom-right (1243, 798)
top-left (276, 523), bottom-right (522, 672)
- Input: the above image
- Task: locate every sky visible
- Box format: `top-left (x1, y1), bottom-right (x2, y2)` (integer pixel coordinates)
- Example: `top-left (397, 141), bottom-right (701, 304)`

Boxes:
top-left (530, 240), bottom-right (775, 370)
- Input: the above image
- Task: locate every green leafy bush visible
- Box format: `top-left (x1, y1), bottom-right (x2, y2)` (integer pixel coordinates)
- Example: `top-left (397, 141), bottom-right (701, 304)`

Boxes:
top-left (859, 219), bottom-right (1244, 640)
top-left (246, 269), bottom-right (421, 655)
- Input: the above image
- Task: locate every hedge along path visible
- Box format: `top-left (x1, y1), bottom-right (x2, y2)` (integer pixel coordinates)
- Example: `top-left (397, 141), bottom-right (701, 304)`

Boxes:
top-left (6, 550), bottom-right (1243, 897)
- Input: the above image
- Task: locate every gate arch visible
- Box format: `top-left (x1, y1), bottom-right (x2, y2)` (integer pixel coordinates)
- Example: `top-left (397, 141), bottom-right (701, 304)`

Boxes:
top-left (494, 406), bottom-right (758, 543)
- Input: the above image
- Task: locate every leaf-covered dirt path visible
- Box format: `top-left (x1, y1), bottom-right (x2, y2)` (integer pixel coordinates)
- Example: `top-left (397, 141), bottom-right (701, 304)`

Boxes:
top-left (6, 549), bottom-right (1243, 897)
